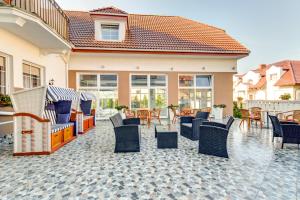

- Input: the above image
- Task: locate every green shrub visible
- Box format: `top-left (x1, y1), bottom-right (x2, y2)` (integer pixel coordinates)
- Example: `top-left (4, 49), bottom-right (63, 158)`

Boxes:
top-left (233, 101), bottom-right (242, 118)
top-left (0, 93), bottom-right (12, 107)
top-left (279, 93), bottom-right (291, 100)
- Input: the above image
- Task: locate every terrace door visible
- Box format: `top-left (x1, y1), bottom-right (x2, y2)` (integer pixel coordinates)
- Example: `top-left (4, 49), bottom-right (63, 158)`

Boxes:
top-left (130, 74), bottom-right (168, 117)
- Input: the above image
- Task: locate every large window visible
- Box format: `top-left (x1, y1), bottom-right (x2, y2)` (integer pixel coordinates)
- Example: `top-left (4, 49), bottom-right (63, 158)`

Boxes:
top-left (78, 73), bottom-right (118, 119)
top-left (101, 24), bottom-right (119, 41)
top-left (23, 63), bottom-right (41, 89)
top-left (178, 75), bottom-right (212, 109)
top-left (0, 56), bottom-right (6, 94)
top-left (131, 74), bottom-right (168, 117)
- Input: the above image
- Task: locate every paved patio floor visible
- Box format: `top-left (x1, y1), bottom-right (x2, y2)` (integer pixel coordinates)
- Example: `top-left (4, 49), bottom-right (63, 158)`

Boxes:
top-left (0, 119), bottom-right (299, 200)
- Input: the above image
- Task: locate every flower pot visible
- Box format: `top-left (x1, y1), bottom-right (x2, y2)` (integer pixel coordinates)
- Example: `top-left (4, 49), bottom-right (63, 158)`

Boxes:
top-left (213, 107), bottom-right (224, 120)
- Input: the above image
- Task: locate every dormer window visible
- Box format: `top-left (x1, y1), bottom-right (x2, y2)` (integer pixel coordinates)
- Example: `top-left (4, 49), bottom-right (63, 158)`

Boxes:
top-left (101, 24), bottom-right (120, 41)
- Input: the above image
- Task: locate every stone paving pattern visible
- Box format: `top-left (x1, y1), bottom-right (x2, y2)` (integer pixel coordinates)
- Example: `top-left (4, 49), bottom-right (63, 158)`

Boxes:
top-left (0, 120), bottom-right (299, 200)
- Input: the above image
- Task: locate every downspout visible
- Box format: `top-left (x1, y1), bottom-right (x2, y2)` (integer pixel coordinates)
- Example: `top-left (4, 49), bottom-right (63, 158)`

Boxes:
top-left (60, 50), bottom-right (71, 88)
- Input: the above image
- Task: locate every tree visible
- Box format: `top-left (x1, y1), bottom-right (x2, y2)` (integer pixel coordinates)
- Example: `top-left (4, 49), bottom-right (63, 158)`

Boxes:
top-left (155, 94), bottom-right (166, 108)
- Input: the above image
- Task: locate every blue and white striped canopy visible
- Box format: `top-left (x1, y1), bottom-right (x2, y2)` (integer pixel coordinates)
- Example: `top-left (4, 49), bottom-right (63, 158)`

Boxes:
top-left (80, 92), bottom-right (96, 101)
top-left (46, 86), bottom-right (78, 102)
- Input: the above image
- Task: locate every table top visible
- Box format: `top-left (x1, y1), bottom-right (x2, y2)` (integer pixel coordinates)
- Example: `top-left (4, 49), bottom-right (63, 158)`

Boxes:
top-left (155, 124), bottom-right (177, 133)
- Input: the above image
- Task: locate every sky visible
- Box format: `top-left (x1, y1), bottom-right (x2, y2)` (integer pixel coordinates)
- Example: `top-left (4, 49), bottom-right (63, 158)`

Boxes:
top-left (56, 0), bottom-right (300, 73)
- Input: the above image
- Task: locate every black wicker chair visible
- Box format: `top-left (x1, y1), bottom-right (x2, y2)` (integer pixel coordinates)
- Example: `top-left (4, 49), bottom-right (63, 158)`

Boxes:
top-left (269, 115), bottom-right (300, 148)
top-left (198, 125), bottom-right (229, 158)
top-left (268, 115), bottom-right (298, 142)
top-left (202, 116), bottom-right (234, 130)
top-left (180, 112), bottom-right (208, 141)
top-left (110, 113), bottom-right (141, 153)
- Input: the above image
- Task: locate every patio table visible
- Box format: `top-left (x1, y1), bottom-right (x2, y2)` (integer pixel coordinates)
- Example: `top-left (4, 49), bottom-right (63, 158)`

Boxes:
top-left (155, 124), bottom-right (178, 149)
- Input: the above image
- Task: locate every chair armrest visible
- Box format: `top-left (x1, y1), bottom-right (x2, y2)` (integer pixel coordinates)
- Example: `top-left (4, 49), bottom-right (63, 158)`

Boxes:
top-left (192, 118), bottom-right (208, 134)
top-left (202, 121), bottom-right (226, 129)
top-left (180, 116), bottom-right (194, 124)
top-left (123, 118), bottom-right (140, 125)
top-left (281, 124), bottom-right (300, 138)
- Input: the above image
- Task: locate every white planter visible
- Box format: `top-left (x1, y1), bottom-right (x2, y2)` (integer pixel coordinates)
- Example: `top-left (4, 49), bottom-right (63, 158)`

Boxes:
top-left (213, 108), bottom-right (224, 120)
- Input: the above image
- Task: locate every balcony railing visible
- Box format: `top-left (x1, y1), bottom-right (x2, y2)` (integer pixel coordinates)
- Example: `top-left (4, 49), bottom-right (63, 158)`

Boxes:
top-left (4, 0), bottom-right (69, 41)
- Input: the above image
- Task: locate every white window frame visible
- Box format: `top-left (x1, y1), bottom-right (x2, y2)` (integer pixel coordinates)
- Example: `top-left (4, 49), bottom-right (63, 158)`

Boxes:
top-left (76, 72), bottom-right (118, 91)
top-left (129, 73), bottom-right (168, 112)
top-left (100, 23), bottom-right (120, 41)
top-left (0, 53), bottom-right (9, 95)
top-left (178, 74), bottom-right (214, 108)
top-left (22, 61), bottom-right (44, 89)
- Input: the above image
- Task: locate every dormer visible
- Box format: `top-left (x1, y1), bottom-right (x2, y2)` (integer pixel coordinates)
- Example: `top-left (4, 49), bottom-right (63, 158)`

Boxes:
top-left (89, 7), bottom-right (128, 42)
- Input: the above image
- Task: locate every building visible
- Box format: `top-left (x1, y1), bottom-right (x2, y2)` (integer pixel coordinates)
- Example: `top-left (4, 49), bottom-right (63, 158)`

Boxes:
top-left (233, 60), bottom-right (300, 101)
top-left (66, 7), bottom-right (249, 118)
top-left (0, 2), bottom-right (249, 120)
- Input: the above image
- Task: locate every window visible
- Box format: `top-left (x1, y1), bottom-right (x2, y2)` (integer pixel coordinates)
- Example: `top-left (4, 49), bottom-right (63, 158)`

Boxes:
top-left (101, 24), bottom-right (119, 41)
top-left (0, 56), bottom-right (6, 94)
top-left (178, 75), bottom-right (212, 109)
top-left (23, 63), bottom-right (41, 89)
top-left (270, 73), bottom-right (277, 81)
top-left (78, 74), bottom-right (118, 119)
top-left (130, 74), bottom-right (168, 117)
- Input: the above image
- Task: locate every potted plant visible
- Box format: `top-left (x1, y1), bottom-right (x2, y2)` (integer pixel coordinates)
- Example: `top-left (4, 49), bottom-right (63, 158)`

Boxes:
top-left (115, 105), bottom-right (128, 119)
top-left (279, 93), bottom-right (291, 100)
top-left (213, 104), bottom-right (226, 120)
top-left (0, 93), bottom-right (13, 110)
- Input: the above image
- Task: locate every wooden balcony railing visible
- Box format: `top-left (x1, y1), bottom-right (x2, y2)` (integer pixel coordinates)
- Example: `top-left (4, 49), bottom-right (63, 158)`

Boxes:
top-left (4, 0), bottom-right (69, 41)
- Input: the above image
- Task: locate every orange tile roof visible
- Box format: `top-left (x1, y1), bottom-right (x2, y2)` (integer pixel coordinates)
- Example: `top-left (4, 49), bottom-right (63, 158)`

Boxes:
top-left (249, 77), bottom-right (266, 89)
top-left (274, 60), bottom-right (300, 86)
top-left (89, 6), bottom-right (128, 15)
top-left (65, 9), bottom-right (250, 55)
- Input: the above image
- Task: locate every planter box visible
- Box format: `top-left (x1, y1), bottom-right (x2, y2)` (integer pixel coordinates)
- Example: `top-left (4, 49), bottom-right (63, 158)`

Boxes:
top-left (213, 108), bottom-right (224, 120)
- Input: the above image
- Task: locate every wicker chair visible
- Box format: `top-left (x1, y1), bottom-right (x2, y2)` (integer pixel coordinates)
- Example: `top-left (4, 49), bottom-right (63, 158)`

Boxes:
top-left (110, 113), bottom-right (141, 153)
top-left (239, 109), bottom-right (250, 128)
top-left (250, 107), bottom-right (263, 128)
top-left (199, 125), bottom-right (229, 158)
top-left (281, 124), bottom-right (300, 149)
top-left (137, 109), bottom-right (150, 127)
top-left (268, 115), bottom-right (298, 143)
top-left (180, 112), bottom-right (209, 141)
top-left (124, 109), bottom-right (136, 119)
top-left (150, 108), bottom-right (161, 124)
top-left (202, 116), bottom-right (235, 130)
top-left (285, 110), bottom-right (300, 123)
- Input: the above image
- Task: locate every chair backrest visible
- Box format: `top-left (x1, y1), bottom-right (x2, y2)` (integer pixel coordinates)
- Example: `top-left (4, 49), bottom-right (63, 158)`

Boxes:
top-left (137, 110), bottom-right (149, 119)
top-left (226, 116), bottom-right (235, 130)
top-left (80, 100), bottom-right (92, 115)
top-left (201, 107), bottom-right (212, 113)
top-left (250, 107), bottom-right (262, 118)
top-left (110, 113), bottom-right (124, 128)
top-left (268, 115), bottom-right (282, 135)
top-left (151, 109), bottom-right (161, 118)
top-left (43, 103), bottom-right (56, 125)
top-left (240, 109), bottom-right (250, 119)
top-left (125, 109), bottom-right (135, 118)
top-left (293, 110), bottom-right (300, 122)
top-left (195, 111), bottom-right (210, 120)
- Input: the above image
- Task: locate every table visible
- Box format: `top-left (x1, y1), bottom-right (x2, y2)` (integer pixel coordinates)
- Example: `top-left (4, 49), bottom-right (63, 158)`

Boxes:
top-left (155, 124), bottom-right (178, 149)
top-left (261, 110), bottom-right (281, 129)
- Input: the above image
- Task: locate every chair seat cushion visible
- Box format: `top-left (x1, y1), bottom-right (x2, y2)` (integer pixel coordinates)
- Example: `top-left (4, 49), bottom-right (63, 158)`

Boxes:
top-left (181, 123), bottom-right (192, 128)
top-left (51, 123), bottom-right (73, 133)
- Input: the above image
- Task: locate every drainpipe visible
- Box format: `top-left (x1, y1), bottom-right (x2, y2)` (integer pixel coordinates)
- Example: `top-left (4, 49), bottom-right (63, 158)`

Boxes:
top-left (60, 50), bottom-right (71, 88)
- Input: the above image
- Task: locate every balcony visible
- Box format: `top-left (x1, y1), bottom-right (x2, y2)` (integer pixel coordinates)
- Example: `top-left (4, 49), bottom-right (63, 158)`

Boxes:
top-left (0, 0), bottom-right (70, 51)
top-left (3, 0), bottom-right (69, 40)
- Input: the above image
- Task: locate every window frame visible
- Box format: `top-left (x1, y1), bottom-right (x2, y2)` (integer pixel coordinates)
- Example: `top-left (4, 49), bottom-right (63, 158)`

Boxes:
top-left (100, 23), bottom-right (120, 41)
top-left (178, 74), bottom-right (214, 109)
top-left (22, 61), bottom-right (44, 89)
top-left (0, 53), bottom-right (9, 95)
top-left (129, 73), bottom-right (168, 114)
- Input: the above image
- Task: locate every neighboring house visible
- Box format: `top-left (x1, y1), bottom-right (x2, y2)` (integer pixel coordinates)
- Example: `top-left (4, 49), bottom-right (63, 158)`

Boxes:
top-left (66, 6), bottom-right (249, 118)
top-left (233, 60), bottom-right (300, 101)
top-left (0, 1), bottom-right (250, 119)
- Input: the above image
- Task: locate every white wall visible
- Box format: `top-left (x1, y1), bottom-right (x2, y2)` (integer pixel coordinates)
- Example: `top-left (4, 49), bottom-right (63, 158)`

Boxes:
top-left (69, 52), bottom-right (238, 72)
top-left (0, 28), bottom-right (68, 92)
top-left (242, 71), bottom-right (260, 85)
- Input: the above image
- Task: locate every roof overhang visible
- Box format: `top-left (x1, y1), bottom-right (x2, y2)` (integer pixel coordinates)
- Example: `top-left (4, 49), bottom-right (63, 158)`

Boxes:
top-left (0, 7), bottom-right (72, 53)
top-left (72, 47), bottom-right (249, 59)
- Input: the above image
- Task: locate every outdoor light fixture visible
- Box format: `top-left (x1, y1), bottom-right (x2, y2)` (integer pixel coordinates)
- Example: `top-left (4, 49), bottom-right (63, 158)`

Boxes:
top-left (49, 79), bottom-right (55, 85)
top-left (232, 66), bottom-right (236, 70)
top-left (136, 66), bottom-right (140, 70)
top-left (202, 66), bottom-right (206, 70)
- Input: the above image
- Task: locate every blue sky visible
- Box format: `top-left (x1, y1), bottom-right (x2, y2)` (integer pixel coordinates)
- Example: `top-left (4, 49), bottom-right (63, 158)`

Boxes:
top-left (56, 0), bottom-right (300, 73)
